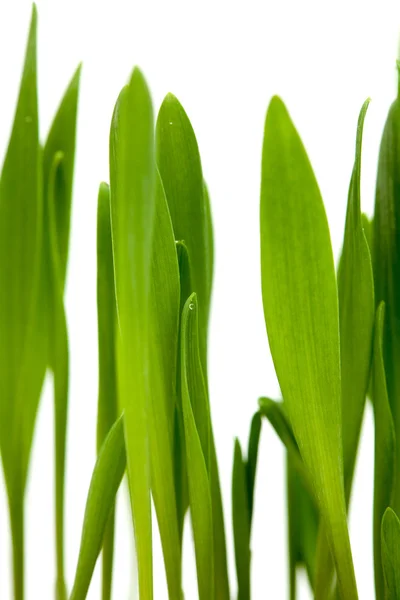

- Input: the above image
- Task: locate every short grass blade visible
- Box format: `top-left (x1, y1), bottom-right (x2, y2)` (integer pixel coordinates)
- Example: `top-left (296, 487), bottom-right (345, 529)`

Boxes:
top-left (232, 439), bottom-right (251, 600)
top-left (382, 508), bottom-right (400, 598)
top-left (70, 415), bottom-right (126, 600)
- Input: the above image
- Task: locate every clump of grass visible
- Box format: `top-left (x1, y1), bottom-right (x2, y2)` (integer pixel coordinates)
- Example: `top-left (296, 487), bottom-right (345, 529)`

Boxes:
top-left (3, 5), bottom-right (400, 600)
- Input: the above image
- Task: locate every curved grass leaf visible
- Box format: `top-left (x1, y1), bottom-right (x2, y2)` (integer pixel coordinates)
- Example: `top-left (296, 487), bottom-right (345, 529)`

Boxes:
top-left (382, 508), bottom-right (400, 599)
top-left (315, 100), bottom-right (374, 598)
top-left (147, 170), bottom-right (181, 598)
top-left (232, 439), bottom-right (251, 600)
top-left (0, 8), bottom-right (43, 598)
top-left (180, 294), bottom-right (214, 600)
top-left (109, 68), bottom-right (155, 599)
top-left (260, 96), bottom-right (357, 598)
top-left (156, 94), bottom-right (213, 377)
top-left (373, 79), bottom-right (400, 514)
top-left (96, 182), bottom-right (118, 600)
top-left (373, 303), bottom-right (396, 600)
top-left (70, 415), bottom-right (126, 600)
top-left (43, 64), bottom-right (81, 289)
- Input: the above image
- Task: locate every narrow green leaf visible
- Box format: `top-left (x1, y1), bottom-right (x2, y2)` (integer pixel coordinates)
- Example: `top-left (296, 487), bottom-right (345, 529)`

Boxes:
top-left (245, 411), bottom-right (261, 524)
top-left (109, 68), bottom-right (155, 599)
top-left (315, 100), bottom-right (374, 598)
top-left (382, 508), bottom-right (400, 598)
top-left (260, 96), bottom-right (357, 598)
top-left (180, 294), bottom-right (214, 600)
top-left (373, 303), bottom-right (396, 600)
top-left (43, 63), bottom-right (81, 289)
top-left (0, 8), bottom-right (43, 598)
top-left (96, 182), bottom-right (118, 600)
top-left (373, 78), bottom-right (400, 513)
top-left (70, 415), bottom-right (126, 600)
top-left (232, 439), bottom-right (251, 600)
top-left (156, 94), bottom-right (213, 377)
top-left (361, 213), bottom-right (373, 259)
top-left (148, 170), bottom-right (181, 598)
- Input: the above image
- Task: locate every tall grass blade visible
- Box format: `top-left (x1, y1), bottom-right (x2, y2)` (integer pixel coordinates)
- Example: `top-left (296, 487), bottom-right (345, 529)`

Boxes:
top-left (109, 68), bottom-right (155, 599)
top-left (381, 507), bottom-right (400, 598)
top-left (96, 182), bottom-right (118, 600)
top-left (260, 96), bottom-right (357, 598)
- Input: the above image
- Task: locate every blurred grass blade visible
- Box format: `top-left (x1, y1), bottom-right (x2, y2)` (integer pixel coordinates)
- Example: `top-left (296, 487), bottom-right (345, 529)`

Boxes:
top-left (373, 303), bottom-right (396, 600)
top-left (180, 294), bottom-right (214, 600)
top-left (232, 439), bottom-right (251, 600)
top-left (156, 94), bottom-right (213, 377)
top-left (148, 170), bottom-right (181, 598)
top-left (373, 77), bottom-right (400, 513)
top-left (260, 96), bottom-right (357, 598)
top-left (382, 508), bottom-right (400, 598)
top-left (70, 415), bottom-right (126, 600)
top-left (43, 64), bottom-right (81, 289)
top-left (96, 182), bottom-right (118, 600)
top-left (0, 8), bottom-right (43, 598)
top-left (245, 411), bottom-right (261, 523)
top-left (109, 68), bottom-right (155, 599)
top-left (315, 100), bottom-right (374, 598)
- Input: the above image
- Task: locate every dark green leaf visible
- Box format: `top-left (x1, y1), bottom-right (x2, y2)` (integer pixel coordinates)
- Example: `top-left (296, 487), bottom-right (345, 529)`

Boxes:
top-left (382, 508), bottom-right (400, 598)
top-left (232, 439), bottom-right (251, 600)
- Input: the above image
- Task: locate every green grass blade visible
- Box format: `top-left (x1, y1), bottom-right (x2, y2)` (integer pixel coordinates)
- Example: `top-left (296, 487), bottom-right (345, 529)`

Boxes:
top-left (260, 96), bottom-right (357, 598)
top-left (232, 439), bottom-right (251, 600)
top-left (373, 82), bottom-right (400, 514)
top-left (43, 64), bottom-right (81, 289)
top-left (373, 303), bottom-right (396, 600)
top-left (70, 415), bottom-right (126, 600)
top-left (315, 99), bottom-right (374, 599)
top-left (382, 508), bottom-right (400, 598)
top-left (0, 8), bottom-right (43, 598)
top-left (96, 182), bottom-right (118, 600)
top-left (148, 170), bottom-right (181, 598)
top-left (180, 294), bottom-right (214, 600)
top-left (338, 99), bottom-right (374, 503)
top-left (245, 411), bottom-right (261, 524)
top-left (156, 94), bottom-right (213, 377)
top-left (109, 68), bottom-right (155, 599)
top-left (361, 213), bottom-right (373, 261)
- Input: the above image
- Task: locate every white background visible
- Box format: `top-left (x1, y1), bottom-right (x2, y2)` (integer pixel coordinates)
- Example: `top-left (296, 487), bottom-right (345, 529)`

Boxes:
top-left (0, 0), bottom-right (399, 598)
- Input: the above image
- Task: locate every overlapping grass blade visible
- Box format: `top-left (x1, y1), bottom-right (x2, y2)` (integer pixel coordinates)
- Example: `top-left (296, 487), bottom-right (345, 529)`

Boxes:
top-left (43, 66), bottom-right (80, 599)
top-left (373, 74), bottom-right (400, 514)
top-left (372, 303), bottom-right (396, 599)
top-left (260, 96), bottom-right (357, 598)
top-left (157, 97), bottom-right (229, 598)
top-left (0, 8), bottom-right (44, 598)
top-left (314, 99), bottom-right (374, 598)
top-left (70, 415), bottom-right (126, 600)
top-left (96, 182), bottom-right (118, 600)
top-left (232, 439), bottom-right (251, 600)
top-left (109, 68), bottom-right (155, 599)
top-left (381, 507), bottom-right (400, 598)
top-left (180, 294), bottom-right (214, 600)
top-left (147, 170), bottom-right (181, 598)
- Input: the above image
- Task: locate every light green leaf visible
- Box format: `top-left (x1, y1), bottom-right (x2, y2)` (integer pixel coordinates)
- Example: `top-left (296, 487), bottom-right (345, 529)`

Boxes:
top-left (180, 294), bottom-right (214, 600)
top-left (148, 170), bottom-right (181, 598)
top-left (156, 94), bottom-right (213, 377)
top-left (109, 68), bottom-right (155, 599)
top-left (70, 415), bottom-right (126, 600)
top-left (382, 507), bottom-right (400, 599)
top-left (96, 182), bottom-right (118, 600)
top-left (373, 80), bottom-right (400, 513)
top-left (232, 439), bottom-right (251, 600)
top-left (0, 8), bottom-right (43, 598)
top-left (260, 96), bottom-right (357, 598)
top-left (373, 303), bottom-right (396, 600)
